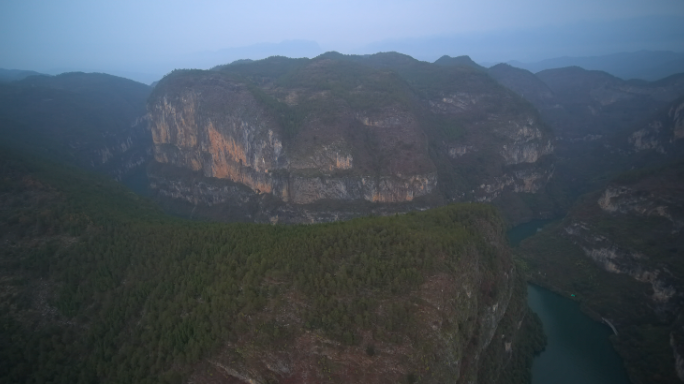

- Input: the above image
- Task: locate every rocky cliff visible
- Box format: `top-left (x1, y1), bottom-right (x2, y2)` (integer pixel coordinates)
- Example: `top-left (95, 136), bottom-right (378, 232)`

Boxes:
top-left (518, 162), bottom-right (684, 383)
top-left (627, 95), bottom-right (684, 160)
top-left (148, 53), bottom-right (554, 223)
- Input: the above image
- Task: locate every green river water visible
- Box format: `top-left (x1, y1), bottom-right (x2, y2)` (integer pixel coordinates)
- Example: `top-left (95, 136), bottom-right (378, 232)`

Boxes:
top-left (527, 284), bottom-right (630, 384)
top-left (509, 220), bottom-right (631, 384)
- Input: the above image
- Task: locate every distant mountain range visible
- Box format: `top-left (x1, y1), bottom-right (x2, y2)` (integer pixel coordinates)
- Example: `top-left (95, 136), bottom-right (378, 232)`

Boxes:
top-left (359, 15), bottom-right (683, 64)
top-left (0, 68), bottom-right (44, 82)
top-left (505, 50), bottom-right (684, 81)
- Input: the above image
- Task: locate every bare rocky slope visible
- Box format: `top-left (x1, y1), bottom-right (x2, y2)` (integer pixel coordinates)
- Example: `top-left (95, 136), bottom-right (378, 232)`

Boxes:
top-left (147, 53), bottom-right (554, 224)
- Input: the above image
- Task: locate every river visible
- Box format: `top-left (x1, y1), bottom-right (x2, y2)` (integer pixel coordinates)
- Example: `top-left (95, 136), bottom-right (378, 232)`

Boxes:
top-left (527, 284), bottom-right (630, 384)
top-left (509, 219), bottom-right (631, 384)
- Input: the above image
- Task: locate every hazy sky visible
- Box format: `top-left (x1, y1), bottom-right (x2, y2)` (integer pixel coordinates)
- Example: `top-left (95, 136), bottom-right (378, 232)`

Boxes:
top-left (1, 0), bottom-right (683, 81)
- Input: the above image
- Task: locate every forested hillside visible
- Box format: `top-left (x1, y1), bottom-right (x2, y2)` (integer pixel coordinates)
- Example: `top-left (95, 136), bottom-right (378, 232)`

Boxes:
top-left (0, 149), bottom-right (543, 384)
top-left (0, 72), bottom-right (152, 181)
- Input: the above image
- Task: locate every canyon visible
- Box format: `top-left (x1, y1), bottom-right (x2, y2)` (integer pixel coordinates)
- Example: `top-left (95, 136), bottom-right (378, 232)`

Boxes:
top-left (518, 162), bottom-right (684, 383)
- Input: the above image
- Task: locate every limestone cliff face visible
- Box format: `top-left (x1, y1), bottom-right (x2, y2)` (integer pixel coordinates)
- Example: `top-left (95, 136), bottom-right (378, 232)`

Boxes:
top-left (489, 66), bottom-right (684, 205)
top-left (150, 84), bottom-right (285, 197)
top-left (459, 114), bottom-right (554, 203)
top-left (562, 169), bottom-right (684, 306)
top-left (148, 70), bottom-right (438, 216)
top-left (147, 54), bottom-right (554, 223)
top-left (480, 117), bottom-right (554, 200)
top-left (286, 173), bottom-right (438, 204)
top-left (499, 119), bottom-right (554, 165)
top-left (475, 166), bottom-right (554, 203)
top-left (563, 221), bottom-right (677, 303)
top-left (598, 185), bottom-right (683, 231)
top-left (424, 81), bottom-right (554, 209)
top-left (629, 96), bottom-right (684, 156)
top-left (672, 334), bottom-right (684, 382)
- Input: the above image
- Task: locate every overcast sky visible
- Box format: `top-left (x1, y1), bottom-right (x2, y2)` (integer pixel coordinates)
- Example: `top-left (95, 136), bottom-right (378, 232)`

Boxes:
top-left (1, 0), bottom-right (683, 81)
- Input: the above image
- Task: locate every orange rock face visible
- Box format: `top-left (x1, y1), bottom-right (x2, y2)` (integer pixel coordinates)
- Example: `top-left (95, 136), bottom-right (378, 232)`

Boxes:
top-left (149, 83), bottom-right (438, 205)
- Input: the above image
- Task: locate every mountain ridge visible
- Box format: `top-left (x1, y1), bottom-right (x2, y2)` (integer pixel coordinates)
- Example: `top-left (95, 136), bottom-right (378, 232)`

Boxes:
top-left (507, 50), bottom-right (684, 81)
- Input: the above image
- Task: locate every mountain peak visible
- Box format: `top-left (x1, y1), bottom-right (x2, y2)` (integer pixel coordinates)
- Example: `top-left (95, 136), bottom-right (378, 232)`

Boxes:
top-left (433, 55), bottom-right (483, 70)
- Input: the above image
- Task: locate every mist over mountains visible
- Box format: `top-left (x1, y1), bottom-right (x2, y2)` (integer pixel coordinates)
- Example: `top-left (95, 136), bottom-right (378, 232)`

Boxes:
top-left (4, 49), bottom-right (682, 87)
top-left (4, 13), bottom-right (681, 85)
top-left (1, 27), bottom-right (684, 384)
top-left (508, 51), bottom-right (684, 82)
top-left (4, 0), bottom-right (684, 382)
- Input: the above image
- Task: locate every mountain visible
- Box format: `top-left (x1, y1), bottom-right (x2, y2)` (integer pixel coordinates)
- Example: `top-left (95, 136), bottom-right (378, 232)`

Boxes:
top-left (490, 52), bottom-right (684, 384)
top-left (534, 67), bottom-right (684, 141)
top-left (488, 64), bottom-right (684, 203)
top-left (487, 63), bottom-right (555, 109)
top-left (0, 72), bottom-right (152, 182)
top-left (0, 68), bottom-right (44, 82)
top-left (517, 161), bottom-right (684, 384)
top-left (508, 51), bottom-right (684, 81)
top-left (622, 94), bottom-right (684, 162)
top-left (185, 40), bottom-right (324, 69)
top-left (0, 148), bottom-right (543, 384)
top-left (358, 15), bottom-right (684, 65)
top-left (433, 55), bottom-right (484, 70)
top-left (148, 52), bottom-right (555, 224)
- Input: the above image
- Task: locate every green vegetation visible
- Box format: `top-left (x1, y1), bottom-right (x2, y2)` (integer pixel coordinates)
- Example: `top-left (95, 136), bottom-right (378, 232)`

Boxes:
top-left (209, 52), bottom-right (535, 144)
top-left (0, 72), bottom-right (150, 145)
top-left (0, 149), bottom-right (522, 383)
top-left (217, 54), bottom-right (417, 140)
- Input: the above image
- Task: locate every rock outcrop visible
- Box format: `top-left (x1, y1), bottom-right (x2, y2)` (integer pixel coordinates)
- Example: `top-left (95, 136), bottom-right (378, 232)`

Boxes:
top-left (628, 96), bottom-right (684, 158)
